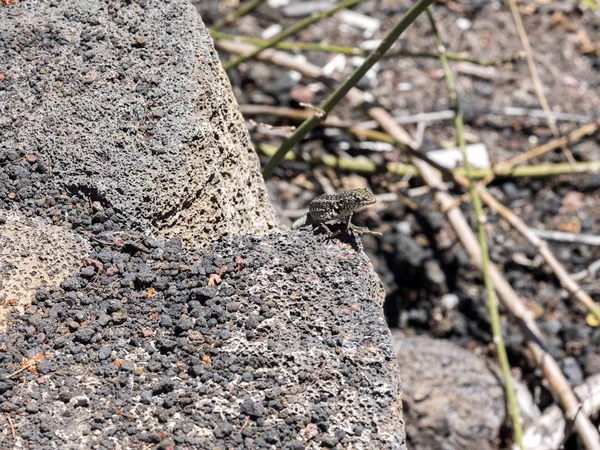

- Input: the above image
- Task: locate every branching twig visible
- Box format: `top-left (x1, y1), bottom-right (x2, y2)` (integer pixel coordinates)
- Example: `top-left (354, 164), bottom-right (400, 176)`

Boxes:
top-left (212, 30), bottom-right (522, 66)
top-left (507, 0), bottom-right (575, 166)
top-left (261, 0), bottom-right (437, 179)
top-left (426, 8), bottom-right (524, 447)
top-left (219, 0), bottom-right (365, 71)
top-left (210, 0), bottom-right (264, 32)
top-left (257, 143), bottom-right (600, 180)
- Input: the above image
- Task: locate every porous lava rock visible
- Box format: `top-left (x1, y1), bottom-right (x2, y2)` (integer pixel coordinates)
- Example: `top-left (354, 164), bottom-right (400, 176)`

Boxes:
top-left (0, 0), bottom-right (405, 447)
top-left (0, 212), bottom-right (91, 333)
top-left (393, 333), bottom-right (504, 450)
top-left (0, 0), bottom-right (277, 247)
top-left (0, 230), bottom-right (404, 449)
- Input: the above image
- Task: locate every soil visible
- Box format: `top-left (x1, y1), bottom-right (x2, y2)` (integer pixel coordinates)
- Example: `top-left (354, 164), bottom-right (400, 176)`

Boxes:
top-left (197, 0), bottom-right (600, 448)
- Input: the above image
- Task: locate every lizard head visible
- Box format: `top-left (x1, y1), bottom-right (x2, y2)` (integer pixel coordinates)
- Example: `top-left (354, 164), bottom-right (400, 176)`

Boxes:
top-left (346, 188), bottom-right (377, 208)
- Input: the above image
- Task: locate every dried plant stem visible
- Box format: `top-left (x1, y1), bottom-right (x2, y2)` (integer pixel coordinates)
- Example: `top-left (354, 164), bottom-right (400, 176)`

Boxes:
top-left (258, 143), bottom-right (416, 175)
top-left (212, 30), bottom-right (521, 66)
top-left (215, 39), bottom-right (324, 77)
top-left (426, 8), bottom-right (523, 447)
top-left (475, 190), bottom-right (600, 319)
top-left (210, 0), bottom-right (264, 32)
top-left (5, 413), bottom-right (15, 439)
top-left (532, 230), bottom-right (600, 247)
top-left (261, 0), bottom-right (437, 179)
top-left (507, 0), bottom-right (575, 166)
top-left (257, 143), bottom-right (600, 180)
top-left (241, 104), bottom-right (355, 127)
top-left (518, 374), bottom-right (600, 450)
top-left (411, 157), bottom-right (600, 450)
top-left (491, 122), bottom-right (598, 178)
top-left (220, 0), bottom-right (365, 71)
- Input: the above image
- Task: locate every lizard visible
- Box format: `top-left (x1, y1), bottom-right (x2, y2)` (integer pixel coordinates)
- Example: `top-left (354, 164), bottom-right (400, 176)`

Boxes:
top-left (291, 188), bottom-right (381, 236)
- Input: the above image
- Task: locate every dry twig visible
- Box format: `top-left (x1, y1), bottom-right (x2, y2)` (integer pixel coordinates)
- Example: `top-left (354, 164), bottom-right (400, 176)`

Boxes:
top-left (108, 404), bottom-right (139, 421)
top-left (76, 365), bottom-right (92, 384)
top-left (532, 229), bottom-right (600, 247)
top-left (426, 7), bottom-right (523, 445)
top-left (210, 0), bottom-right (264, 32)
top-left (506, 0), bottom-right (575, 166)
top-left (5, 414), bottom-right (15, 440)
top-left (485, 122), bottom-right (598, 184)
top-left (220, 0), bottom-right (365, 71)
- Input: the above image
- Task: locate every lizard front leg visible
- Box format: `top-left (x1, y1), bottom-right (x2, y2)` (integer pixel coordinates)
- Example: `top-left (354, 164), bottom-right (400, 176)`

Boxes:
top-left (345, 212), bottom-right (353, 231)
top-left (348, 223), bottom-right (382, 236)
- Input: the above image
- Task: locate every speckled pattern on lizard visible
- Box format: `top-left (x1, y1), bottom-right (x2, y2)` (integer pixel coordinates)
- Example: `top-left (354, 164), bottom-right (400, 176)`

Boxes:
top-left (292, 188), bottom-right (380, 235)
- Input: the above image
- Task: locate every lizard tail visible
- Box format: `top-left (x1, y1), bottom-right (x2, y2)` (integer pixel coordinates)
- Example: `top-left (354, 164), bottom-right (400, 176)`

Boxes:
top-left (291, 213), bottom-right (312, 230)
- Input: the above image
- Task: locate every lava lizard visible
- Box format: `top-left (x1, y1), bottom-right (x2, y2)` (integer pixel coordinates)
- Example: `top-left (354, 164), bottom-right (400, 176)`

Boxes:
top-left (291, 188), bottom-right (381, 235)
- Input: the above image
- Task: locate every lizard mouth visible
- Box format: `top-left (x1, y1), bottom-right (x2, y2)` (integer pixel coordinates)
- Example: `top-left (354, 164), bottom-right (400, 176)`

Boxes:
top-left (366, 198), bottom-right (377, 205)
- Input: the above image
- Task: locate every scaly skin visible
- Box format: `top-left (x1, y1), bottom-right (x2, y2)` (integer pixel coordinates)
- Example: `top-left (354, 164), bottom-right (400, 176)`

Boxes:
top-left (291, 188), bottom-right (378, 235)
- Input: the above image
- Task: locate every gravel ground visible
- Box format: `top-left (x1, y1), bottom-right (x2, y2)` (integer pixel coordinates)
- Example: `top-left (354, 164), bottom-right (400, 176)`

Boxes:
top-left (0, 222), bottom-right (401, 449)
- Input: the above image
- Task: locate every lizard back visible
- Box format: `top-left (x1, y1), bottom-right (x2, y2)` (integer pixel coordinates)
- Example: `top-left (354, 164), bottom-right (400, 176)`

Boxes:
top-left (308, 188), bottom-right (375, 222)
top-left (308, 193), bottom-right (351, 222)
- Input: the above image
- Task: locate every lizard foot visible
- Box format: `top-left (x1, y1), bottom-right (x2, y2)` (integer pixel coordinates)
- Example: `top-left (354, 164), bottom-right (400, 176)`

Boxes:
top-left (348, 224), bottom-right (382, 236)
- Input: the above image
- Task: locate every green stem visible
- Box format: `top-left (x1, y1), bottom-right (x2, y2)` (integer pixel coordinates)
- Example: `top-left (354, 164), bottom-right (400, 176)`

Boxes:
top-left (213, 30), bottom-right (521, 66)
top-left (262, 0), bottom-right (438, 179)
top-left (257, 143), bottom-right (600, 179)
top-left (221, 0), bottom-right (365, 71)
top-left (426, 7), bottom-right (524, 449)
top-left (210, 0), bottom-right (264, 32)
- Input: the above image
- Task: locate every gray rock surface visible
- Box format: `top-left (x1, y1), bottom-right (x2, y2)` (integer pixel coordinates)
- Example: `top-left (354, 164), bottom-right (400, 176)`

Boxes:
top-left (0, 212), bottom-right (91, 333)
top-left (0, 0), bottom-right (277, 247)
top-left (0, 230), bottom-right (404, 449)
top-left (392, 333), bottom-right (504, 450)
